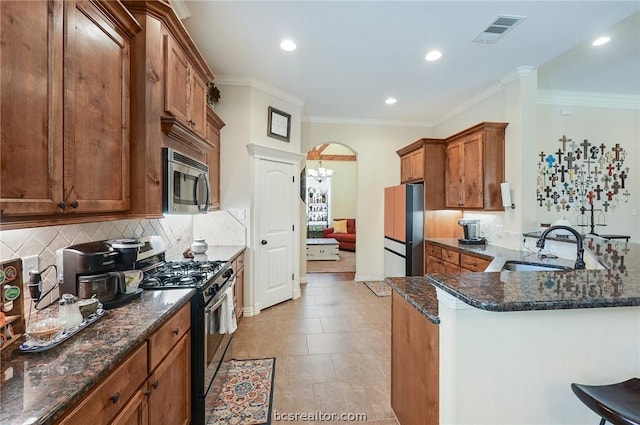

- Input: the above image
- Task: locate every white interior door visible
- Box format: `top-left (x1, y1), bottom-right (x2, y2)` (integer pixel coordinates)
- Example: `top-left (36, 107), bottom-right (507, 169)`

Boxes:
top-left (257, 159), bottom-right (295, 309)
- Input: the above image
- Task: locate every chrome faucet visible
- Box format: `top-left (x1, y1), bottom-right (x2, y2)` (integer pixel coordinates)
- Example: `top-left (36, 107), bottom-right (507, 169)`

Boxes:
top-left (536, 225), bottom-right (586, 270)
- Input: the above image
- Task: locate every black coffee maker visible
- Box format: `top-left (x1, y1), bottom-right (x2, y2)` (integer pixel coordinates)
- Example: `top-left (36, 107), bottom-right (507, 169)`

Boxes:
top-left (61, 239), bottom-right (144, 309)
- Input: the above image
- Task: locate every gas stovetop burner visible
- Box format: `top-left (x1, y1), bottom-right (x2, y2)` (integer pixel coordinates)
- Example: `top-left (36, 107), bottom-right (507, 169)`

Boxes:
top-left (140, 260), bottom-right (228, 290)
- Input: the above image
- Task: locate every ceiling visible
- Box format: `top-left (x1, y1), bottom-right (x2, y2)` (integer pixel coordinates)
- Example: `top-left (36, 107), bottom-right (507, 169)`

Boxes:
top-left (179, 1), bottom-right (640, 127)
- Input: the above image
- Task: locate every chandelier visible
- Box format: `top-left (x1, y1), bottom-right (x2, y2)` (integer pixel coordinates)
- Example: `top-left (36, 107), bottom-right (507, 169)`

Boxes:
top-left (307, 160), bottom-right (333, 182)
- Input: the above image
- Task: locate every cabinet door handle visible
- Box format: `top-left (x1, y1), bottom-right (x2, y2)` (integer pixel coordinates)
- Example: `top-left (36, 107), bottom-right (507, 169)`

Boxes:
top-left (152, 380), bottom-right (159, 389)
top-left (70, 200), bottom-right (79, 208)
top-left (111, 392), bottom-right (120, 404)
top-left (57, 201), bottom-right (66, 210)
top-left (172, 327), bottom-right (179, 335)
top-left (144, 389), bottom-right (152, 397)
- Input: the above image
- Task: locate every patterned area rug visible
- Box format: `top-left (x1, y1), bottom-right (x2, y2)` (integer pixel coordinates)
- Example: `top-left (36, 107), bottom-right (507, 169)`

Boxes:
top-left (364, 281), bottom-right (392, 297)
top-left (207, 358), bottom-right (276, 425)
top-left (306, 249), bottom-right (355, 273)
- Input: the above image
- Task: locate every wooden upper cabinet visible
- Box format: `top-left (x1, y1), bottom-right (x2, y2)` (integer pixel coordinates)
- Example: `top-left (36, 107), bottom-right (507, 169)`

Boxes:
top-left (445, 122), bottom-right (507, 210)
top-left (206, 106), bottom-right (225, 211)
top-left (399, 147), bottom-right (424, 183)
top-left (164, 34), bottom-right (207, 140)
top-left (0, 0), bottom-right (64, 216)
top-left (0, 0), bottom-right (140, 222)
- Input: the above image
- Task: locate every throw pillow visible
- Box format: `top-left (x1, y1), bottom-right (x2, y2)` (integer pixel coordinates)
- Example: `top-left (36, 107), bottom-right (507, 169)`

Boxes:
top-left (333, 219), bottom-right (348, 233)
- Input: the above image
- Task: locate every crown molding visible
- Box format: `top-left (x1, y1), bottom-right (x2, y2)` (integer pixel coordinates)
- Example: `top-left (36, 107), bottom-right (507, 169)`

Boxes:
top-left (303, 115), bottom-right (433, 128)
top-left (214, 75), bottom-right (305, 107)
top-left (246, 143), bottom-right (306, 165)
top-left (168, 0), bottom-right (190, 19)
top-left (538, 89), bottom-right (640, 109)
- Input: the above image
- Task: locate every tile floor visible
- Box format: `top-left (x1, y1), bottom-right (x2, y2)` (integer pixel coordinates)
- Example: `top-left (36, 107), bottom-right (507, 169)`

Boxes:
top-left (229, 272), bottom-right (399, 425)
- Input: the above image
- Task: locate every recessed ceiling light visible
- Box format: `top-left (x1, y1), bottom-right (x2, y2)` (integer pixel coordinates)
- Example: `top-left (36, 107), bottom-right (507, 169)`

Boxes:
top-left (385, 98), bottom-right (397, 105)
top-left (280, 39), bottom-right (297, 51)
top-left (592, 36), bottom-right (610, 46)
top-left (425, 50), bottom-right (442, 61)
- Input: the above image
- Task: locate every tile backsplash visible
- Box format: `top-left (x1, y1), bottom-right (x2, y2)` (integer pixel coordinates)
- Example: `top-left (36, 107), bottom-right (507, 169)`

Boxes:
top-left (0, 211), bottom-right (246, 307)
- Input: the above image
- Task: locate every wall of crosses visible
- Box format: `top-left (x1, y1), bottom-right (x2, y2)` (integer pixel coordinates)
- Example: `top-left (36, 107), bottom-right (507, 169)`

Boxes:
top-left (536, 135), bottom-right (631, 231)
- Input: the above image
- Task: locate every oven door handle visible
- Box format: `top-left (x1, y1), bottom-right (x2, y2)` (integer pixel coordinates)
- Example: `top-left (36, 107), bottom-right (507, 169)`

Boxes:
top-left (206, 291), bottom-right (227, 313)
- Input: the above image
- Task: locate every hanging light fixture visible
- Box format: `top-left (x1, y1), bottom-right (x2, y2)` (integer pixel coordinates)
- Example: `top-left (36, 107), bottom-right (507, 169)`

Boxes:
top-left (307, 160), bottom-right (333, 182)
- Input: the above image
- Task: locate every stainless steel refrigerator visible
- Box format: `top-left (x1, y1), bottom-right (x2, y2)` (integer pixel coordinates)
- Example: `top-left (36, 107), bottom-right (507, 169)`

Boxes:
top-left (384, 183), bottom-right (424, 277)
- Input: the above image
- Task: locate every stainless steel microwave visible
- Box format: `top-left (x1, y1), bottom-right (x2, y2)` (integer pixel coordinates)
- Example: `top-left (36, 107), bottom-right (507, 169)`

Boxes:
top-left (163, 148), bottom-right (209, 214)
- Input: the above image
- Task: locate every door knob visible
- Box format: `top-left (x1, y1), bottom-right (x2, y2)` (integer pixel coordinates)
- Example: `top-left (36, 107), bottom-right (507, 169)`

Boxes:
top-left (261, 240), bottom-right (268, 245)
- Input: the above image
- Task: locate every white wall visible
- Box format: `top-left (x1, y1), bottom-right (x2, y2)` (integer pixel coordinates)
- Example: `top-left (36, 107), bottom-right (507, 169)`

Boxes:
top-left (213, 79), bottom-right (304, 314)
top-left (302, 122), bottom-right (430, 281)
top-left (537, 103), bottom-right (640, 241)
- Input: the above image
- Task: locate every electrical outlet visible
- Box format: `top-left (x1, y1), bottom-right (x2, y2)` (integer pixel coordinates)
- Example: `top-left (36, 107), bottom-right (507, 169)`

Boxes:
top-left (22, 255), bottom-right (39, 284)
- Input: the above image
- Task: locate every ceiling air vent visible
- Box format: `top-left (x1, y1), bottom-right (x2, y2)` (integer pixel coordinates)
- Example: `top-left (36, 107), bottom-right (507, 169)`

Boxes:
top-left (473, 15), bottom-right (526, 44)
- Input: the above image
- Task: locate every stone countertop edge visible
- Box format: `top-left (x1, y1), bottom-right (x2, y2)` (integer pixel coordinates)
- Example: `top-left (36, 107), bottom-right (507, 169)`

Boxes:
top-left (0, 288), bottom-right (195, 425)
top-left (386, 277), bottom-right (440, 325)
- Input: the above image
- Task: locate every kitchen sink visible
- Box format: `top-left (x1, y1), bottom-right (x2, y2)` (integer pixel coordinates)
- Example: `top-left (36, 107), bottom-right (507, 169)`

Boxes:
top-left (501, 261), bottom-right (572, 272)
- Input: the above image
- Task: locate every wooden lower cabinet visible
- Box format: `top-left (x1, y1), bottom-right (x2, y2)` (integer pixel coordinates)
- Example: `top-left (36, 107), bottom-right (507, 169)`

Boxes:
top-left (391, 291), bottom-right (439, 425)
top-left (233, 251), bottom-right (245, 321)
top-left (425, 241), bottom-right (491, 274)
top-left (56, 304), bottom-right (191, 425)
top-left (147, 332), bottom-right (191, 425)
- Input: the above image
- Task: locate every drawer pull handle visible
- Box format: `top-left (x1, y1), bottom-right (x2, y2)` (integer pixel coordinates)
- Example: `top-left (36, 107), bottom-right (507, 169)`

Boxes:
top-left (173, 328), bottom-right (180, 335)
top-left (144, 389), bottom-right (152, 397)
top-left (111, 392), bottom-right (120, 404)
top-left (70, 200), bottom-right (79, 208)
top-left (152, 380), bottom-right (159, 389)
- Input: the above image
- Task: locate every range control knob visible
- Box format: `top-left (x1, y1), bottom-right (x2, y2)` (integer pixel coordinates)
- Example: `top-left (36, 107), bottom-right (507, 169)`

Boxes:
top-left (223, 268), bottom-right (234, 279)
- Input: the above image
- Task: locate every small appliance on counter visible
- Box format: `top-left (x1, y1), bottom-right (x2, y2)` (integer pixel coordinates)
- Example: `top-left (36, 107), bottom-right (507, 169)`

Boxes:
top-left (458, 219), bottom-right (486, 245)
top-left (60, 238), bottom-right (150, 309)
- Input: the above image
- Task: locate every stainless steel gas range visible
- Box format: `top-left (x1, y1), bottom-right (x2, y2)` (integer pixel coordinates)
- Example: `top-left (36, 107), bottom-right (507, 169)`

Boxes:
top-left (135, 239), bottom-right (234, 425)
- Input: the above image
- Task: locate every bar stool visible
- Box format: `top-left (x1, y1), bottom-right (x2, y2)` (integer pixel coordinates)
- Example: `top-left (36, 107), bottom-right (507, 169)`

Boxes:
top-left (571, 378), bottom-right (640, 425)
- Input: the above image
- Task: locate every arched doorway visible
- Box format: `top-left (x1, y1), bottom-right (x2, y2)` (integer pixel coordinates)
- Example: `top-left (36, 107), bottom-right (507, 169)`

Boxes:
top-left (305, 143), bottom-right (357, 275)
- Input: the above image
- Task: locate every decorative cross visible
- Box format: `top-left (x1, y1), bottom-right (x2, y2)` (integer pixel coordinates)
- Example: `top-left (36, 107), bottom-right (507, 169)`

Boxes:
top-left (611, 180), bottom-right (621, 194)
top-left (594, 184), bottom-right (603, 200)
top-left (587, 191), bottom-right (595, 204)
top-left (539, 151), bottom-right (546, 162)
top-left (623, 190), bottom-right (631, 203)
top-left (583, 157), bottom-right (594, 174)
top-left (545, 155), bottom-right (556, 169)
top-left (606, 163), bottom-right (615, 176)
top-left (589, 145), bottom-right (599, 160)
top-left (618, 170), bottom-right (627, 188)
top-left (565, 203), bottom-right (571, 211)
top-left (606, 191), bottom-right (614, 201)
top-left (563, 181), bottom-right (570, 193)
top-left (551, 191), bottom-right (560, 204)
top-left (560, 198), bottom-right (568, 210)
top-left (601, 175), bottom-right (612, 190)
top-left (544, 186), bottom-right (552, 198)
top-left (574, 148), bottom-right (581, 160)
top-left (568, 167), bottom-right (576, 182)
top-left (550, 174), bottom-right (558, 187)
top-left (591, 166), bottom-right (601, 179)
top-left (580, 139), bottom-right (591, 158)
top-left (597, 155), bottom-right (606, 168)
top-left (555, 148), bottom-right (564, 164)
top-left (545, 200), bottom-right (553, 212)
top-left (565, 151), bottom-right (575, 169)
top-left (558, 135), bottom-right (572, 151)
top-left (602, 200), bottom-right (610, 212)
top-left (537, 175), bottom-right (544, 188)
top-left (558, 165), bottom-right (567, 182)
top-left (569, 141), bottom-right (579, 153)
top-left (612, 143), bottom-right (623, 161)
top-left (606, 151), bottom-right (615, 163)
top-left (568, 188), bottom-right (575, 203)
top-left (537, 193), bottom-right (544, 206)
top-left (599, 143), bottom-right (606, 153)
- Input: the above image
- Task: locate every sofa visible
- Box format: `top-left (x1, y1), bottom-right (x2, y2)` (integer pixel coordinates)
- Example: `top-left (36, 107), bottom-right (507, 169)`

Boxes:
top-left (322, 218), bottom-right (356, 251)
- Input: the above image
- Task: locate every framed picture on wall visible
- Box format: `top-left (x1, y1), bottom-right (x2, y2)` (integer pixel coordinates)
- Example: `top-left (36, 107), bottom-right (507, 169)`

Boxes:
top-left (267, 106), bottom-right (291, 142)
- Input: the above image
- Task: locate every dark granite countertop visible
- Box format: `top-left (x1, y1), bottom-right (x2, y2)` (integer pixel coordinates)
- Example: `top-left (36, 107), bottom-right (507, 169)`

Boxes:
top-left (0, 289), bottom-right (194, 425)
top-left (387, 236), bottom-right (640, 323)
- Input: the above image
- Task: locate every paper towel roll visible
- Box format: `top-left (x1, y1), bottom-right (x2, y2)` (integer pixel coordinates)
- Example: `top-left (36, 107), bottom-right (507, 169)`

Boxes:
top-left (500, 182), bottom-right (512, 209)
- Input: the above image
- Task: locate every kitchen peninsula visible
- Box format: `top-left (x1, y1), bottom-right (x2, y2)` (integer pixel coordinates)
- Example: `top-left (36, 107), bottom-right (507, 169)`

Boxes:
top-left (388, 236), bottom-right (640, 425)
